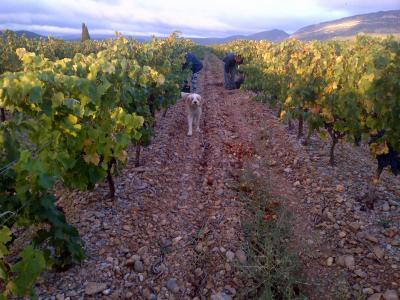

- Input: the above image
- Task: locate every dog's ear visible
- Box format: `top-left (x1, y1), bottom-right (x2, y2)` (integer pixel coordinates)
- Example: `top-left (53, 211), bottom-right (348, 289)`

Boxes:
top-left (181, 92), bottom-right (190, 99)
top-left (181, 92), bottom-right (190, 104)
top-left (183, 93), bottom-right (192, 104)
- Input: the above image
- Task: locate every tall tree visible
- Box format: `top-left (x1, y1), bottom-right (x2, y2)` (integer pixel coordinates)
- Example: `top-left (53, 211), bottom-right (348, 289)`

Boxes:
top-left (81, 23), bottom-right (91, 42)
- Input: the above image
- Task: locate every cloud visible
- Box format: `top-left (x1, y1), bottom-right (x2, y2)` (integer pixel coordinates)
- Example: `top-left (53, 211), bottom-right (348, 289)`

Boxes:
top-left (0, 0), bottom-right (399, 37)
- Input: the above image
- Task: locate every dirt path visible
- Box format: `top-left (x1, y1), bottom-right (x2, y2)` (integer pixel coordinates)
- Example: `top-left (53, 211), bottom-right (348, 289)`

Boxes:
top-left (39, 53), bottom-right (250, 300)
top-left (38, 53), bottom-right (400, 300)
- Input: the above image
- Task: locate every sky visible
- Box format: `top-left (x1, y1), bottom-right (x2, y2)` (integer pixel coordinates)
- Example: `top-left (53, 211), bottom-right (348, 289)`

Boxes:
top-left (0, 0), bottom-right (399, 37)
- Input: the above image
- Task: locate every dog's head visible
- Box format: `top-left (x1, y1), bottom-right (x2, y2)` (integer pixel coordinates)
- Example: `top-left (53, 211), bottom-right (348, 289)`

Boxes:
top-left (183, 93), bottom-right (203, 107)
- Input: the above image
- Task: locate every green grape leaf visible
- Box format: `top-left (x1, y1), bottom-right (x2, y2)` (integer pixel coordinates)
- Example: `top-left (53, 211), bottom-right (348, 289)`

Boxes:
top-left (10, 246), bottom-right (47, 297)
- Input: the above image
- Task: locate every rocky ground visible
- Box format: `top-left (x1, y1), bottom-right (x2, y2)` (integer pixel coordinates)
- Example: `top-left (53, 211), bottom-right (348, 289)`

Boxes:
top-left (37, 54), bottom-right (399, 300)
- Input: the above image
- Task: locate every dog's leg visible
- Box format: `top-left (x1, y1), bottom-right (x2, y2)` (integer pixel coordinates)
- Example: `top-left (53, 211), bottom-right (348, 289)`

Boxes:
top-left (195, 110), bottom-right (201, 132)
top-left (187, 114), bottom-right (193, 136)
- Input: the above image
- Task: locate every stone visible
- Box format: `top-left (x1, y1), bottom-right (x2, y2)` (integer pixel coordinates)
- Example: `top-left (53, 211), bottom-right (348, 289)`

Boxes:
top-left (194, 268), bottom-right (203, 277)
top-left (363, 288), bottom-right (375, 295)
top-left (388, 199), bottom-right (400, 206)
top-left (102, 289), bottom-right (111, 295)
top-left (336, 185), bottom-right (345, 193)
top-left (166, 278), bottom-right (180, 294)
top-left (195, 243), bottom-right (204, 253)
top-left (125, 255), bottom-right (141, 266)
top-left (85, 282), bottom-right (108, 296)
top-left (373, 247), bottom-right (385, 260)
top-left (225, 263), bottom-right (232, 272)
top-left (336, 196), bottom-right (345, 203)
top-left (66, 291), bottom-right (78, 297)
top-left (293, 181), bottom-right (301, 187)
top-left (211, 292), bottom-right (232, 300)
top-left (235, 249), bottom-right (247, 264)
top-left (382, 202), bottom-right (390, 212)
top-left (337, 255), bottom-right (355, 270)
top-left (383, 290), bottom-right (399, 300)
top-left (284, 167), bottom-right (292, 173)
top-left (348, 222), bottom-right (361, 232)
top-left (56, 294), bottom-right (65, 300)
top-left (215, 189), bottom-right (224, 197)
top-left (226, 251), bottom-right (235, 262)
top-left (122, 225), bottom-right (132, 231)
top-left (173, 236), bottom-right (182, 244)
top-left (224, 285), bottom-right (236, 297)
top-left (161, 238), bottom-right (172, 248)
top-left (354, 269), bottom-right (367, 278)
top-left (368, 294), bottom-right (383, 300)
top-left (327, 257), bottom-right (334, 266)
top-left (143, 288), bottom-right (156, 300)
top-left (134, 260), bottom-right (144, 273)
top-left (325, 211), bottom-right (336, 223)
top-left (365, 234), bottom-right (379, 244)
top-left (138, 246), bottom-right (149, 256)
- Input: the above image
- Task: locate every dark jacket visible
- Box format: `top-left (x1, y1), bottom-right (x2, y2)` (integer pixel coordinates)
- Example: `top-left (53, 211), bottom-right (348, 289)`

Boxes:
top-left (223, 53), bottom-right (236, 72)
top-left (183, 53), bottom-right (203, 73)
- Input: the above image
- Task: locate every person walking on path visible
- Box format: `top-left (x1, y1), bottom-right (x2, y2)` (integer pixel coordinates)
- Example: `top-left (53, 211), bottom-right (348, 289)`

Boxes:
top-left (223, 53), bottom-right (243, 89)
top-left (183, 52), bottom-right (203, 93)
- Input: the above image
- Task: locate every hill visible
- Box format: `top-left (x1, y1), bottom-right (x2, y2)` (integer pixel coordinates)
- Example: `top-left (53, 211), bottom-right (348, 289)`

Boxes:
top-left (3, 10), bottom-right (399, 44)
top-left (58, 33), bottom-right (153, 42)
top-left (0, 30), bottom-right (45, 39)
top-left (290, 10), bottom-right (400, 41)
top-left (192, 29), bottom-right (289, 45)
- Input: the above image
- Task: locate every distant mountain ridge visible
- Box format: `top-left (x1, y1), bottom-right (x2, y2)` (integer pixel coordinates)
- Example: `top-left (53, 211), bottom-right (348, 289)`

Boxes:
top-left (2, 9), bottom-right (399, 44)
top-left (290, 10), bottom-right (400, 40)
top-left (55, 29), bottom-right (290, 44)
top-left (191, 29), bottom-right (289, 45)
top-left (0, 30), bottom-right (45, 39)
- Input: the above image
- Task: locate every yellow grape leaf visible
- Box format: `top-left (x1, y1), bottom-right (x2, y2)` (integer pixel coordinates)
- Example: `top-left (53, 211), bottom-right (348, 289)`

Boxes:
top-left (157, 74), bottom-right (165, 85)
top-left (320, 131), bottom-right (328, 140)
top-left (373, 142), bottom-right (389, 155)
top-left (64, 129), bottom-right (77, 137)
top-left (280, 111), bottom-right (286, 119)
top-left (83, 153), bottom-right (100, 165)
top-left (116, 150), bottom-right (128, 162)
top-left (67, 114), bottom-right (78, 125)
top-left (321, 108), bottom-right (334, 123)
top-left (365, 73), bottom-right (375, 82)
top-left (326, 82), bottom-right (338, 93)
top-left (15, 48), bottom-right (26, 59)
top-left (6, 281), bottom-right (16, 294)
top-left (285, 96), bottom-right (292, 105)
top-left (370, 129), bottom-right (378, 135)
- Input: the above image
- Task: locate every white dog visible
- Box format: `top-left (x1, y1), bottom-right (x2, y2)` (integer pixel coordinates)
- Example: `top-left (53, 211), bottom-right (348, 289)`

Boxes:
top-left (181, 92), bottom-right (203, 136)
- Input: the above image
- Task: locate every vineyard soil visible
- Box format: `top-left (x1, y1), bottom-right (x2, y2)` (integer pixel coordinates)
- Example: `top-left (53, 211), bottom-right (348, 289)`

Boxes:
top-left (37, 54), bottom-right (400, 300)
